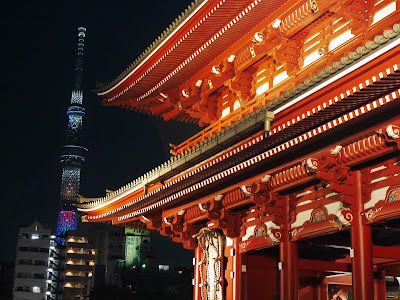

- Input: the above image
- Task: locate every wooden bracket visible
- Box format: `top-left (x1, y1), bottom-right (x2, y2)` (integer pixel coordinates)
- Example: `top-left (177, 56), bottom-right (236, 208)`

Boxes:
top-left (330, 0), bottom-right (373, 35)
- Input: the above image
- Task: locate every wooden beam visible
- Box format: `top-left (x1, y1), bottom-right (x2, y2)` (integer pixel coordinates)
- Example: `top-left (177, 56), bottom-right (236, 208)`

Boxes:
top-left (151, 102), bottom-right (173, 115)
top-left (298, 259), bottom-right (351, 272)
top-left (163, 107), bottom-right (181, 121)
top-left (373, 245), bottom-right (400, 260)
top-left (326, 274), bottom-right (352, 286)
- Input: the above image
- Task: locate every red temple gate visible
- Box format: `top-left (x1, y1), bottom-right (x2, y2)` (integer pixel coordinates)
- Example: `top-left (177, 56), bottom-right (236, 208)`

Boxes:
top-left (78, 0), bottom-right (400, 299)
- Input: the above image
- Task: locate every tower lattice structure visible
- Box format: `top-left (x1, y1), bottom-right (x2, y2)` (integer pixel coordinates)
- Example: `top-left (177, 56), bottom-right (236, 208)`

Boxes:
top-left (56, 27), bottom-right (88, 239)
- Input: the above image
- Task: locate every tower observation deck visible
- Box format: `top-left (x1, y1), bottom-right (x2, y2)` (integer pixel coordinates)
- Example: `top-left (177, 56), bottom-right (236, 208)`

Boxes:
top-left (56, 27), bottom-right (88, 239)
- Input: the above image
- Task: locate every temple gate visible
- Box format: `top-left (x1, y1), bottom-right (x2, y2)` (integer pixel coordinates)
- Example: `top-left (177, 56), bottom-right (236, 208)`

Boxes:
top-left (77, 0), bottom-right (400, 298)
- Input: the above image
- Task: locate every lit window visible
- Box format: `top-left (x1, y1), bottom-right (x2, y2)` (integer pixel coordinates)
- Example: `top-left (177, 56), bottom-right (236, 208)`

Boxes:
top-left (273, 71), bottom-right (289, 86)
top-left (221, 107), bottom-right (231, 119)
top-left (303, 51), bottom-right (323, 68)
top-left (31, 234), bottom-right (39, 240)
top-left (32, 286), bottom-right (41, 293)
top-left (256, 82), bottom-right (269, 96)
top-left (328, 30), bottom-right (354, 52)
top-left (159, 264), bottom-right (170, 271)
top-left (233, 100), bottom-right (244, 110)
top-left (372, 2), bottom-right (396, 25)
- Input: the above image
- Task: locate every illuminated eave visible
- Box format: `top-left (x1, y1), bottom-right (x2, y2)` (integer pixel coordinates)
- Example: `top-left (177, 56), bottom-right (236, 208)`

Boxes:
top-left (78, 33), bottom-right (400, 220)
top-left (97, 0), bottom-right (210, 96)
top-left (97, 0), bottom-right (289, 103)
top-left (96, 0), bottom-right (400, 129)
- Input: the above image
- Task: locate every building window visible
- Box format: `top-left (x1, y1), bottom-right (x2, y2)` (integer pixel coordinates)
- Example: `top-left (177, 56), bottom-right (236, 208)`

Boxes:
top-left (34, 273), bottom-right (45, 279)
top-left (34, 260), bottom-right (46, 266)
top-left (32, 286), bottom-right (41, 293)
top-left (159, 265), bottom-right (169, 271)
top-left (19, 247), bottom-right (29, 251)
top-left (21, 233), bottom-right (28, 239)
top-left (31, 233), bottom-right (40, 240)
top-left (19, 259), bottom-right (32, 265)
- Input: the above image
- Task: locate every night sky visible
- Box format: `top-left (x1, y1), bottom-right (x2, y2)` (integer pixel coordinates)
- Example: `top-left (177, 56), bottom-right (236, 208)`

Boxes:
top-left (3, 1), bottom-right (200, 265)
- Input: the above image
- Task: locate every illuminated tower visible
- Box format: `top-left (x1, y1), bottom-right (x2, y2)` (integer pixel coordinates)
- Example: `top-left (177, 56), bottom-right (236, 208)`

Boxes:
top-left (56, 27), bottom-right (88, 239)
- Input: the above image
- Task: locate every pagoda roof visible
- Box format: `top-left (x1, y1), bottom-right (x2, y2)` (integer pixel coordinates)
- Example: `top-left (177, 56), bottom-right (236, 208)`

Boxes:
top-left (82, 0), bottom-right (400, 227)
top-left (95, 0), bottom-right (289, 122)
top-left (78, 26), bottom-right (400, 221)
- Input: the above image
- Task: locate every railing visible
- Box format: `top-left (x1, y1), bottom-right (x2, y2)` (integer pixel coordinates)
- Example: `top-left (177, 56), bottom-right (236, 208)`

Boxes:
top-left (171, 92), bottom-right (266, 155)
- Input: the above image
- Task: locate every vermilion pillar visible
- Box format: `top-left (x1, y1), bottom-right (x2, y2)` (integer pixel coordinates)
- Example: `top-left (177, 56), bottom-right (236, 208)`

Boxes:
top-left (374, 270), bottom-right (386, 300)
top-left (194, 246), bottom-right (202, 300)
top-left (233, 237), bottom-right (242, 300)
top-left (241, 253), bottom-right (248, 300)
top-left (320, 278), bottom-right (328, 300)
top-left (280, 195), bottom-right (298, 300)
top-left (313, 277), bottom-right (328, 300)
top-left (351, 170), bottom-right (374, 300)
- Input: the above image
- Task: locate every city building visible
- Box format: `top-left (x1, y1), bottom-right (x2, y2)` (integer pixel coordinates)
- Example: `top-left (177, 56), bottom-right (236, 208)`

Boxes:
top-left (13, 220), bottom-right (51, 300)
top-left (124, 228), bottom-right (151, 270)
top-left (92, 224), bottom-right (125, 287)
top-left (86, 223), bottom-right (193, 299)
top-left (62, 224), bottom-right (96, 299)
top-left (76, 0), bottom-right (400, 299)
top-left (80, 222), bottom-right (151, 286)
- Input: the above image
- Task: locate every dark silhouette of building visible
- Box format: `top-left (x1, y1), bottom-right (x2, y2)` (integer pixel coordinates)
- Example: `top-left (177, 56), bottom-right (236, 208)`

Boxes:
top-left (0, 261), bottom-right (14, 300)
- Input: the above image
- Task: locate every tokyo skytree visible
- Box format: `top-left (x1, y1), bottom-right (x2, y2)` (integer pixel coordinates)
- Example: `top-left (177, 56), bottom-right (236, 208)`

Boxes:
top-left (56, 27), bottom-right (88, 239)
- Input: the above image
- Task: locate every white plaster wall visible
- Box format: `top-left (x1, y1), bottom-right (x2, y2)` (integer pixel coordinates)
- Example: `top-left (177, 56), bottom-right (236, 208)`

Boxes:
top-left (364, 186), bottom-right (390, 209)
top-left (242, 225), bottom-right (256, 242)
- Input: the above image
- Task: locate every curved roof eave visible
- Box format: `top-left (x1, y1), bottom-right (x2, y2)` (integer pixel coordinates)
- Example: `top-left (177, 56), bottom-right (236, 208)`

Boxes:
top-left (95, 0), bottom-right (208, 95)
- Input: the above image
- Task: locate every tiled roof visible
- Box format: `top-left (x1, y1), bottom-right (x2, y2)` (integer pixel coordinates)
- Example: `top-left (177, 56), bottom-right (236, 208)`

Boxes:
top-left (77, 24), bottom-right (400, 213)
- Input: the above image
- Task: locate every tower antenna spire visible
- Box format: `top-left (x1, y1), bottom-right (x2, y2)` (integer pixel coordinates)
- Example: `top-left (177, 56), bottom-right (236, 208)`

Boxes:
top-left (74, 26), bottom-right (86, 90)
